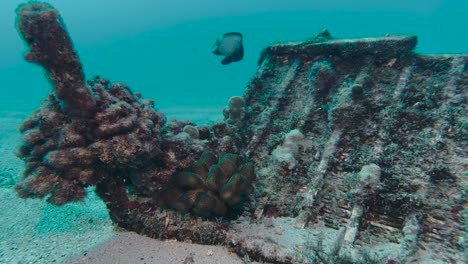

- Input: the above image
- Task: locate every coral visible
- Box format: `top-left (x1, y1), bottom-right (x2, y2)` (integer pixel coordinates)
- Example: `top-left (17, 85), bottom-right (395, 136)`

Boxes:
top-left (356, 164), bottom-right (381, 188)
top-left (203, 95), bottom-right (248, 154)
top-left (344, 164), bottom-right (383, 205)
top-left (11, 3), bottom-right (467, 262)
top-left (14, 3), bottom-right (167, 205)
top-left (272, 129), bottom-right (312, 169)
top-left (196, 125), bottom-right (211, 140)
top-left (243, 31), bottom-right (466, 263)
top-left (182, 125), bottom-right (199, 139)
top-left (15, 77), bottom-right (165, 205)
top-left (308, 60), bottom-right (336, 104)
top-left (162, 151), bottom-right (256, 217)
top-left (223, 96), bottom-right (246, 129)
top-left (16, 2), bottom-right (96, 116)
top-left (13, 1), bottom-right (254, 219)
top-left (328, 80), bottom-right (369, 130)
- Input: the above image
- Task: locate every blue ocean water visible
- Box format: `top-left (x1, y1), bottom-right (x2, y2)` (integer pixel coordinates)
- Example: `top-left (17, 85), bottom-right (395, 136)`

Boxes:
top-left (0, 0), bottom-right (467, 115)
top-left (0, 1), bottom-right (467, 263)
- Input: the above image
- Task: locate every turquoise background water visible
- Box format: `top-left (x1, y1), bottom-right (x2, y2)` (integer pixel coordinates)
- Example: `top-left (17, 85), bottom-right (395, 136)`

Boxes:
top-left (0, 0), bottom-right (467, 114)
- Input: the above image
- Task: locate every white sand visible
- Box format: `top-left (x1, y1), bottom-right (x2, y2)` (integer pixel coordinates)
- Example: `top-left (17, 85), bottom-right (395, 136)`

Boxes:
top-left (66, 232), bottom-right (242, 264)
top-left (0, 187), bottom-right (115, 264)
top-left (0, 112), bottom-right (115, 263)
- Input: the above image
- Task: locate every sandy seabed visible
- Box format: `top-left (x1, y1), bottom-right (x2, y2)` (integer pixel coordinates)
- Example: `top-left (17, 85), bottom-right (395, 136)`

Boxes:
top-left (0, 110), bottom-right (244, 264)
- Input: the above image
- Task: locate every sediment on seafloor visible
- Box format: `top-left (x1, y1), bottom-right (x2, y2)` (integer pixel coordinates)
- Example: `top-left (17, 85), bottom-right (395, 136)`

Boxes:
top-left (12, 3), bottom-right (467, 262)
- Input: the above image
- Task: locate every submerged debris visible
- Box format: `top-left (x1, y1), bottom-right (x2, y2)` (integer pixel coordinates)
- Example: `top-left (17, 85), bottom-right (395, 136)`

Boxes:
top-left (13, 2), bottom-right (467, 263)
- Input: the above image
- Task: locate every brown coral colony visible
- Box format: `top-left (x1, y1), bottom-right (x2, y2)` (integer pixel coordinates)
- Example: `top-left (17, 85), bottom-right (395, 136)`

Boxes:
top-left (13, 2), bottom-right (256, 218)
top-left (15, 77), bottom-right (165, 205)
top-left (14, 3), bottom-right (167, 205)
top-left (164, 151), bottom-right (256, 217)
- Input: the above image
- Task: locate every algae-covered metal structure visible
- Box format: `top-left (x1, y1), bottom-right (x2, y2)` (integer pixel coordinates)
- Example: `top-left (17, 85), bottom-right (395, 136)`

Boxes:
top-left (14, 2), bottom-right (467, 263)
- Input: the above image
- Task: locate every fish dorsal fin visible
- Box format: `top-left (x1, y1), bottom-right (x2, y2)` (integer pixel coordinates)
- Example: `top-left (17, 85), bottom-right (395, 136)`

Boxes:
top-left (223, 32), bottom-right (242, 39)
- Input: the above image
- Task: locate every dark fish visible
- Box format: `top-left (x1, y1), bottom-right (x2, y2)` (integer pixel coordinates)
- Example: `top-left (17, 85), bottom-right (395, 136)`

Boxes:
top-left (212, 32), bottom-right (244, 65)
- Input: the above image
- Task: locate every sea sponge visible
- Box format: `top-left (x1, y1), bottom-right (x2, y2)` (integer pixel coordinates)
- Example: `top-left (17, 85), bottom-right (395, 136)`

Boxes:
top-left (272, 129), bottom-right (312, 170)
top-left (164, 151), bottom-right (256, 217)
top-left (348, 164), bottom-right (382, 204)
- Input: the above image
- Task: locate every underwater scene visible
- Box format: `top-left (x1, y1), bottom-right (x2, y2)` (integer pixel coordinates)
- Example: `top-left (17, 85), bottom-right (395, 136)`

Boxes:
top-left (0, 0), bottom-right (466, 263)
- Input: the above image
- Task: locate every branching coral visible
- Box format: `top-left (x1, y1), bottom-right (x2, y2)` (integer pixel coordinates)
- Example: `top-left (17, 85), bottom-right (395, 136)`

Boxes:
top-left (15, 77), bottom-right (165, 205)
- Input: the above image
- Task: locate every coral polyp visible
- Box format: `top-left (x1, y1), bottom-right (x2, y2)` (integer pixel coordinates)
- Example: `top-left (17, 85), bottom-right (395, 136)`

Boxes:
top-left (164, 151), bottom-right (256, 217)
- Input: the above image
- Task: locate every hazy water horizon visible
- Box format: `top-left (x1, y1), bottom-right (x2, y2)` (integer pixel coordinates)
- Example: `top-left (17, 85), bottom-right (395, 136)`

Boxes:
top-left (0, 0), bottom-right (466, 114)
